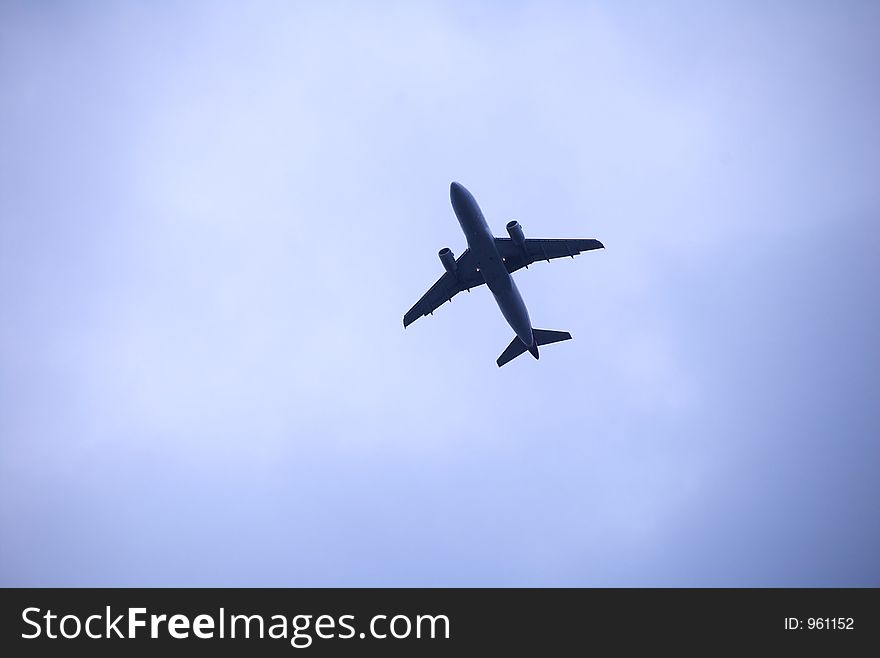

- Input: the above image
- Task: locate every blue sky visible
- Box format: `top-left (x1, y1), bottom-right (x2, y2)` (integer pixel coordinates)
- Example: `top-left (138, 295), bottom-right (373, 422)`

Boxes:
top-left (1, 1), bottom-right (878, 586)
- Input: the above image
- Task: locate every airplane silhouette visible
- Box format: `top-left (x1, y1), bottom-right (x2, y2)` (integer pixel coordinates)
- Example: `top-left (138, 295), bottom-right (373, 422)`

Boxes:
top-left (404, 182), bottom-right (603, 366)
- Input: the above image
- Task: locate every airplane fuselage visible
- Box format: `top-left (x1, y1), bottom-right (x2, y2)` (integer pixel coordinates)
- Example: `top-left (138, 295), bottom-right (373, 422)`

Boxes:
top-left (449, 182), bottom-right (535, 349)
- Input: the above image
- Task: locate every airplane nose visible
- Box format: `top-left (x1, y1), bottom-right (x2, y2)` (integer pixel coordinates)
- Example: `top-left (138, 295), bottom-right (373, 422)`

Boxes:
top-left (450, 181), bottom-right (466, 205)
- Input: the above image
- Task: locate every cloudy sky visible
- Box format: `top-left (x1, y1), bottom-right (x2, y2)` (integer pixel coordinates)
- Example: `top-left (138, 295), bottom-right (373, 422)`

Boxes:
top-left (1, 1), bottom-right (878, 586)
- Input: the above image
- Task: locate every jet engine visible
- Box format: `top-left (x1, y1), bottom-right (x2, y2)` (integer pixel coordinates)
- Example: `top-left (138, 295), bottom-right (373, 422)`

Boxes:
top-left (438, 247), bottom-right (457, 275)
top-left (506, 220), bottom-right (526, 248)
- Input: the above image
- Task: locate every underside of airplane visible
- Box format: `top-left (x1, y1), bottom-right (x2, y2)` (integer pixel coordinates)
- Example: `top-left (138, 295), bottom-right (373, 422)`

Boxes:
top-left (404, 182), bottom-right (603, 366)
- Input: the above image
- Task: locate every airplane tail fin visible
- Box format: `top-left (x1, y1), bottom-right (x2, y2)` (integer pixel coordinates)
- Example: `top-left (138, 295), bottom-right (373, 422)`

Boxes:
top-left (496, 329), bottom-right (572, 367)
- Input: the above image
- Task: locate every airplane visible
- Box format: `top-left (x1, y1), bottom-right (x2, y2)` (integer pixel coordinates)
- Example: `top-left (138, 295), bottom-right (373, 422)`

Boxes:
top-left (403, 182), bottom-right (604, 366)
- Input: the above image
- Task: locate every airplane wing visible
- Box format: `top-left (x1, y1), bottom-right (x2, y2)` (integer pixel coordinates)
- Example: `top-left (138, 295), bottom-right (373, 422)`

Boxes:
top-left (403, 249), bottom-right (486, 327)
top-left (495, 237), bottom-right (604, 274)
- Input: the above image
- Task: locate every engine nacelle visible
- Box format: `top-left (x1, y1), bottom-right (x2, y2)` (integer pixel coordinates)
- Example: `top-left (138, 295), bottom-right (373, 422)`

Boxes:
top-left (506, 220), bottom-right (526, 248)
top-left (438, 247), bottom-right (457, 275)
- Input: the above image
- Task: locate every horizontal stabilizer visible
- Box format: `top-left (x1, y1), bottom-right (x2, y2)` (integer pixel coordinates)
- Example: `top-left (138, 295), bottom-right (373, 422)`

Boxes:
top-left (497, 336), bottom-right (530, 367)
top-left (497, 329), bottom-right (573, 367)
top-left (533, 329), bottom-right (572, 346)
